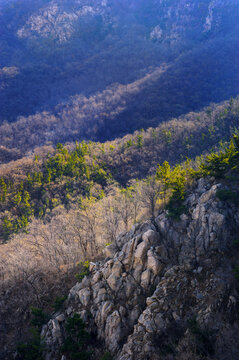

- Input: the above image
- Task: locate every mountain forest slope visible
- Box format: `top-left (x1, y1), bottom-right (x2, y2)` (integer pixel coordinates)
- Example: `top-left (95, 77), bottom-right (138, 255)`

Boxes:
top-left (0, 96), bottom-right (238, 242)
top-left (1, 0), bottom-right (239, 154)
top-left (1, 0), bottom-right (239, 359)
top-left (1, 132), bottom-right (239, 359)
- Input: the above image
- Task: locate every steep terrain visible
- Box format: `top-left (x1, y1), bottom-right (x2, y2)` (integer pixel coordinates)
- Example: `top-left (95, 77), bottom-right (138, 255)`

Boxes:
top-left (42, 177), bottom-right (239, 360)
top-left (1, 0), bottom-right (239, 153)
top-left (0, 131), bottom-right (239, 359)
top-left (1, 1), bottom-right (239, 358)
top-left (1, 96), bottom-right (238, 242)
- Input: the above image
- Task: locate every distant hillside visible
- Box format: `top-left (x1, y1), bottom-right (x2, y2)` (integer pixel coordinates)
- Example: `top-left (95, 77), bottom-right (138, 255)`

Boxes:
top-left (1, 0), bottom-right (239, 150)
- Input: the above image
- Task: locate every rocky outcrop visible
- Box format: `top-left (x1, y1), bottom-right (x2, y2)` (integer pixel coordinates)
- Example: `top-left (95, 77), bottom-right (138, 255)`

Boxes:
top-left (42, 178), bottom-right (239, 359)
top-left (17, 0), bottom-right (109, 42)
top-left (16, 0), bottom-right (239, 44)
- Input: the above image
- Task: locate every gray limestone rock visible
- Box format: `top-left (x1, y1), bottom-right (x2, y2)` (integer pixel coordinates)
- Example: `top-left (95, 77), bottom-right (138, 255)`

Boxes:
top-left (42, 180), bottom-right (239, 360)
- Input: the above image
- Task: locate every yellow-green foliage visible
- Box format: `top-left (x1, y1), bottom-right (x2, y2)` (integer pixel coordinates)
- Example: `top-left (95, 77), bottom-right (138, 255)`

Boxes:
top-left (0, 140), bottom-right (112, 240)
top-left (200, 135), bottom-right (239, 177)
top-left (1, 133), bottom-right (239, 240)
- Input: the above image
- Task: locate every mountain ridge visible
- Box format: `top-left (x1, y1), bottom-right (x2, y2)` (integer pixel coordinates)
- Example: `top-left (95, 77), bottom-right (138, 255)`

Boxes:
top-left (42, 176), bottom-right (239, 360)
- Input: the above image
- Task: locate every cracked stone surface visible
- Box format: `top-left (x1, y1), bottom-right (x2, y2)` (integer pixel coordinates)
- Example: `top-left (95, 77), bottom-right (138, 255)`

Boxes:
top-left (42, 178), bottom-right (239, 359)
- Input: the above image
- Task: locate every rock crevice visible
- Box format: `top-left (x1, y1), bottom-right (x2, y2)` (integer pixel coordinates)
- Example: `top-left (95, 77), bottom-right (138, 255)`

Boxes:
top-left (42, 179), bottom-right (239, 359)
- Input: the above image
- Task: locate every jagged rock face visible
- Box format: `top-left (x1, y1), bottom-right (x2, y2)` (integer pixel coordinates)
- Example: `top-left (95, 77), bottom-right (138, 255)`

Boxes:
top-left (17, 0), bottom-right (110, 43)
top-left (43, 179), bottom-right (239, 359)
top-left (15, 0), bottom-right (239, 44)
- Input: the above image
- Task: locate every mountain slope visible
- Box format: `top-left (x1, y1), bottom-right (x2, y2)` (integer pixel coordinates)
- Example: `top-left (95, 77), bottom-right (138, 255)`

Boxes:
top-left (1, 132), bottom-right (239, 359)
top-left (0, 97), bottom-right (238, 242)
top-left (42, 177), bottom-right (239, 360)
top-left (1, 0), bottom-right (239, 150)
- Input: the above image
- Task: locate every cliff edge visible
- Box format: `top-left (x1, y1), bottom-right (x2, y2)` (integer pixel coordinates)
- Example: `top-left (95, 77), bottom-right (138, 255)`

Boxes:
top-left (42, 177), bottom-right (239, 360)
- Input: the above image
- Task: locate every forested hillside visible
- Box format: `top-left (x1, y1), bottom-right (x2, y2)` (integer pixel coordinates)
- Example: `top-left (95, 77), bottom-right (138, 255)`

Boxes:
top-left (1, 0), bottom-right (239, 155)
top-left (1, 128), bottom-right (239, 359)
top-left (0, 96), bottom-right (238, 242)
top-left (1, 86), bottom-right (239, 359)
top-left (1, 0), bottom-right (239, 358)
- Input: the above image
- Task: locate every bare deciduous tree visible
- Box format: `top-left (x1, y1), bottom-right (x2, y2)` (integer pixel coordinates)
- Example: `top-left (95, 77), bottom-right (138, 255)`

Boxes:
top-left (140, 176), bottom-right (161, 218)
